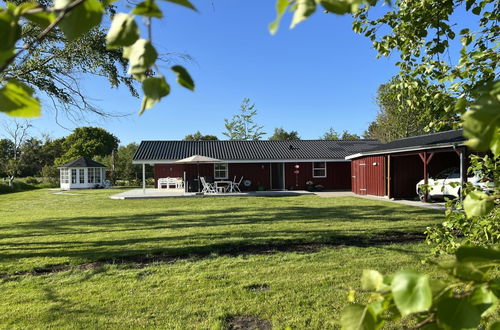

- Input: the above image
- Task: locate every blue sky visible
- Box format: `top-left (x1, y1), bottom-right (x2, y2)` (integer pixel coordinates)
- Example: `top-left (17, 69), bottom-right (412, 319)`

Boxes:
top-left (10, 1), bottom-right (403, 144)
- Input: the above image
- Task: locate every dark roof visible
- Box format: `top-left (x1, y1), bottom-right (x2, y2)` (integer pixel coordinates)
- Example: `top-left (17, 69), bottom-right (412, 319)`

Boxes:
top-left (133, 140), bottom-right (381, 162)
top-left (59, 157), bottom-right (106, 168)
top-left (347, 129), bottom-right (465, 158)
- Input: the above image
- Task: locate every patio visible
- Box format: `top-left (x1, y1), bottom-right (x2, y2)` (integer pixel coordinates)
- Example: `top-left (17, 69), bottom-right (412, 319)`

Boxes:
top-left (109, 188), bottom-right (315, 200)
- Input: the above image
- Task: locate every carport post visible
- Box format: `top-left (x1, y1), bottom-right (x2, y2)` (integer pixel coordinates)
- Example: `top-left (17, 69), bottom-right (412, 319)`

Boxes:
top-left (419, 152), bottom-right (429, 202)
top-left (142, 163), bottom-right (146, 194)
top-left (459, 148), bottom-right (466, 201)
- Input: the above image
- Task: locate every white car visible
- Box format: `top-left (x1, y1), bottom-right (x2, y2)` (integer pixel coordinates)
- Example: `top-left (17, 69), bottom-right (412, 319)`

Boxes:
top-left (416, 167), bottom-right (494, 201)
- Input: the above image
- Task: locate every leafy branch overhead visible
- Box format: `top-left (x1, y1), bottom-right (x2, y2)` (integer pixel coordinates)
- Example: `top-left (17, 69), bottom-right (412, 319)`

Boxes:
top-left (0, 0), bottom-right (196, 117)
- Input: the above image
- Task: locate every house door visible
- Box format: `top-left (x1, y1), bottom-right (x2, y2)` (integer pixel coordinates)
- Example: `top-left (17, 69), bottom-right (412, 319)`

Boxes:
top-left (358, 162), bottom-right (367, 195)
top-left (270, 163), bottom-right (285, 190)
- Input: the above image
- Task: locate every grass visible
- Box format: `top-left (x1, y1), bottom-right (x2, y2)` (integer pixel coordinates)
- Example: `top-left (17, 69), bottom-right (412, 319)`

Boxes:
top-left (0, 189), bottom-right (445, 328)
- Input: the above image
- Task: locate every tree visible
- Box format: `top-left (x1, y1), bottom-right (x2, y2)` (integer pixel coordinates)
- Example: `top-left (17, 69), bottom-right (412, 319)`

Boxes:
top-left (18, 137), bottom-right (44, 176)
top-left (364, 79), bottom-right (452, 143)
top-left (222, 98), bottom-right (265, 140)
top-left (321, 127), bottom-right (339, 140)
top-left (1, 120), bottom-right (32, 186)
top-left (0, 0), bottom-right (196, 118)
top-left (268, 127), bottom-right (300, 141)
top-left (340, 130), bottom-right (360, 140)
top-left (97, 142), bottom-right (141, 183)
top-left (183, 131), bottom-right (218, 141)
top-left (57, 126), bottom-right (119, 164)
top-left (0, 138), bottom-right (15, 177)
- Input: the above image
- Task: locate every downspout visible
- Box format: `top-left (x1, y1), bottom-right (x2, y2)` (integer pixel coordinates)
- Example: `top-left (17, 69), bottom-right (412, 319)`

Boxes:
top-left (142, 163), bottom-right (146, 194)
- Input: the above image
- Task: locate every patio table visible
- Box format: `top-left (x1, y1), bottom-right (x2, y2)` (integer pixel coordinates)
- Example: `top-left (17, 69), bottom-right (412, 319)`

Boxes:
top-left (215, 180), bottom-right (234, 193)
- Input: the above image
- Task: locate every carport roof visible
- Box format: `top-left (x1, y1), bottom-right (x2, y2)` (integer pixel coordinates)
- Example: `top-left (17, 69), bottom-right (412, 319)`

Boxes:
top-left (346, 129), bottom-right (465, 159)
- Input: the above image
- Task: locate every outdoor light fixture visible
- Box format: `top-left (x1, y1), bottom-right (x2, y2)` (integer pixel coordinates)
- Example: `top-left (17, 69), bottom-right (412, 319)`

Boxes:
top-left (373, 162), bottom-right (378, 166)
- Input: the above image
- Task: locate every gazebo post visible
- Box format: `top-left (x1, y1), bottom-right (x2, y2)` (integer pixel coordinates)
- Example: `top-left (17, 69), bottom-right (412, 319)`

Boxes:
top-left (142, 163), bottom-right (146, 194)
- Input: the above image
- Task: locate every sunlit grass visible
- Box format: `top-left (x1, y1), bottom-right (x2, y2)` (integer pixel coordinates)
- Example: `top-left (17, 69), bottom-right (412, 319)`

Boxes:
top-left (0, 189), bottom-right (444, 328)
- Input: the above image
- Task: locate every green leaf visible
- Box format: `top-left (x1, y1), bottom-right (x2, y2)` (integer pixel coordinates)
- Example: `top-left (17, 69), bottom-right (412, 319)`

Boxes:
top-left (55, 0), bottom-right (104, 41)
top-left (470, 285), bottom-right (498, 316)
top-left (23, 11), bottom-right (57, 29)
top-left (160, 0), bottom-right (196, 11)
top-left (0, 48), bottom-right (14, 67)
top-left (447, 261), bottom-right (490, 282)
top-left (340, 304), bottom-right (377, 330)
top-left (171, 65), bottom-right (194, 91)
top-left (391, 270), bottom-right (432, 316)
top-left (456, 246), bottom-right (500, 263)
top-left (471, 6), bottom-right (481, 15)
top-left (106, 13), bottom-right (140, 49)
top-left (269, 0), bottom-right (289, 35)
top-left (361, 270), bottom-right (384, 291)
top-left (290, 0), bottom-right (316, 29)
top-left (140, 76), bottom-right (170, 114)
top-left (465, 0), bottom-right (475, 11)
top-left (0, 10), bottom-right (21, 51)
top-left (0, 80), bottom-right (41, 117)
top-left (462, 81), bottom-right (500, 157)
top-left (491, 322), bottom-right (500, 330)
top-left (124, 39), bottom-right (158, 75)
top-left (490, 278), bottom-right (500, 298)
top-left (320, 0), bottom-right (351, 15)
top-left (463, 191), bottom-right (495, 218)
top-left (133, 0), bottom-right (163, 18)
top-left (436, 298), bottom-right (481, 329)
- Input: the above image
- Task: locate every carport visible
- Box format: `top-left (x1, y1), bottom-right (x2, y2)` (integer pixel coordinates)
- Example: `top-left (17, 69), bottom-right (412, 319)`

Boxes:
top-left (347, 130), bottom-right (468, 201)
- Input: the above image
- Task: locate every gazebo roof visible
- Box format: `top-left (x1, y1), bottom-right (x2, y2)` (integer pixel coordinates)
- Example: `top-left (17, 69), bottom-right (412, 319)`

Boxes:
top-left (59, 157), bottom-right (106, 168)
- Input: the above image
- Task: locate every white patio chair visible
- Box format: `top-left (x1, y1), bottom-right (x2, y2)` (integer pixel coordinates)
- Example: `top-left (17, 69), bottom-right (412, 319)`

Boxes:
top-left (200, 177), bottom-right (216, 194)
top-left (232, 176), bottom-right (243, 192)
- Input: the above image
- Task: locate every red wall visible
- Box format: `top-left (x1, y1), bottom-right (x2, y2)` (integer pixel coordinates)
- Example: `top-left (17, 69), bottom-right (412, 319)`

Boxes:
top-left (154, 161), bottom-right (351, 191)
top-left (284, 162), bottom-right (351, 190)
top-left (351, 156), bottom-right (385, 196)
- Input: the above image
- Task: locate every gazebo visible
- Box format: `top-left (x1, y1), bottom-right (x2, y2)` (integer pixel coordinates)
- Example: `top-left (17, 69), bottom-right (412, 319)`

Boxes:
top-left (58, 157), bottom-right (106, 190)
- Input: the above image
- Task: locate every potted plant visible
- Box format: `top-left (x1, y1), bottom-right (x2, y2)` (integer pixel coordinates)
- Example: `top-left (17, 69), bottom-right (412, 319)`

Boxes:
top-left (305, 180), bottom-right (314, 191)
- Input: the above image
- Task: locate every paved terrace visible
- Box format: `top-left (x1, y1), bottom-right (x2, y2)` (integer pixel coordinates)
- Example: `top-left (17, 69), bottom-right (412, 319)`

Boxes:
top-left (109, 189), bottom-right (446, 210)
top-left (109, 188), bottom-right (315, 200)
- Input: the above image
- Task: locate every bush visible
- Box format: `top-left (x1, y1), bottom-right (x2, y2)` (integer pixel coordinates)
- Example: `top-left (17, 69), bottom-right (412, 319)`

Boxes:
top-left (41, 165), bottom-right (59, 185)
top-left (24, 176), bottom-right (40, 184)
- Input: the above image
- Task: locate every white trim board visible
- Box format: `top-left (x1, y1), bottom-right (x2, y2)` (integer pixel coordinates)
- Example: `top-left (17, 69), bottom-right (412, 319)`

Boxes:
top-left (345, 143), bottom-right (466, 160)
top-left (133, 159), bottom-right (350, 165)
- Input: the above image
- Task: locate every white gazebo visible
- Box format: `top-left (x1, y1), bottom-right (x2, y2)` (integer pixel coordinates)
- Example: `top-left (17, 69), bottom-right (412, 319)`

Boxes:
top-left (58, 157), bottom-right (106, 190)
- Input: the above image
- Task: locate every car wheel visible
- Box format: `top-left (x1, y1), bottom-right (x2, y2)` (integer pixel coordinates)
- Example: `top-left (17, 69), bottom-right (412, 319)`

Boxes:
top-left (418, 189), bottom-right (426, 202)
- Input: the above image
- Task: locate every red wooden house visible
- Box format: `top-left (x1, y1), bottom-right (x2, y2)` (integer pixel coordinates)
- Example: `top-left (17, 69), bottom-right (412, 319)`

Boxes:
top-left (132, 139), bottom-right (380, 191)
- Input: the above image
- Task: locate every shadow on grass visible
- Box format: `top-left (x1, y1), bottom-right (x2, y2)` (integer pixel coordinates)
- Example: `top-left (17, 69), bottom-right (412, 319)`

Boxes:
top-left (0, 203), bottom-right (440, 276)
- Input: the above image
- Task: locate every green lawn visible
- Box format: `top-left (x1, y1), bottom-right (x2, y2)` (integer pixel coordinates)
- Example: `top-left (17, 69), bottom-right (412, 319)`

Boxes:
top-left (0, 189), bottom-right (444, 328)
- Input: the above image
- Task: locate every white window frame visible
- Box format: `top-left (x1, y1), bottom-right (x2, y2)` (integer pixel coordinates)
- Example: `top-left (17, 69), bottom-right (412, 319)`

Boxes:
top-left (88, 168), bottom-right (95, 183)
top-left (61, 168), bottom-right (69, 184)
top-left (79, 169), bottom-right (85, 184)
top-left (71, 169), bottom-right (77, 184)
top-left (312, 162), bottom-right (327, 178)
top-left (95, 168), bottom-right (101, 183)
top-left (214, 163), bottom-right (228, 179)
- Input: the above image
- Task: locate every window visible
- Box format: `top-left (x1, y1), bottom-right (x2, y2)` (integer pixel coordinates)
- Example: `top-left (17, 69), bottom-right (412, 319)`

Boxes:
top-left (71, 169), bottom-right (77, 183)
top-left (214, 163), bottom-right (228, 179)
top-left (79, 169), bottom-right (85, 183)
top-left (313, 162), bottom-right (327, 178)
top-left (88, 168), bottom-right (94, 183)
top-left (60, 169), bottom-right (69, 184)
top-left (95, 168), bottom-right (101, 183)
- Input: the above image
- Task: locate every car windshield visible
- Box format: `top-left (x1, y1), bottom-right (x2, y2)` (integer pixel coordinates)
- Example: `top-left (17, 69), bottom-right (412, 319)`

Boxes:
top-left (434, 168), bottom-right (455, 179)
